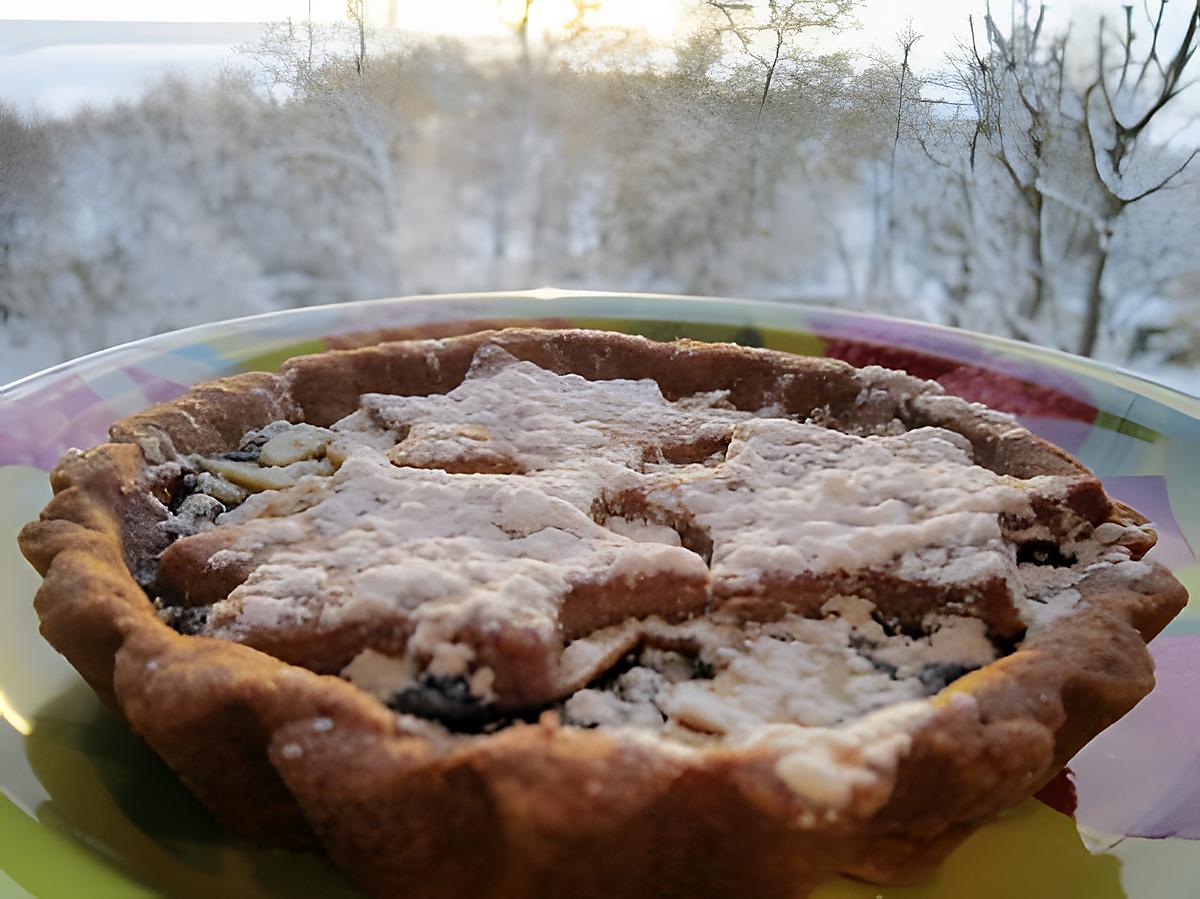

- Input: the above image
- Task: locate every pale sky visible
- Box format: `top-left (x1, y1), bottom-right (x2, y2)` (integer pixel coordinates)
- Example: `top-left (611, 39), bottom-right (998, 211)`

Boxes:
top-left (0, 1), bottom-right (1078, 55)
top-left (5, 1), bottom-right (1183, 67)
top-left (0, 0), bottom-right (680, 40)
top-left (2, 1), bottom-right (1197, 116)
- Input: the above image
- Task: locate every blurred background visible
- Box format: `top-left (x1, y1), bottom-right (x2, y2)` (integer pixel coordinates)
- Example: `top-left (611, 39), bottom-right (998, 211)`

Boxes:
top-left (1, 0), bottom-right (1197, 392)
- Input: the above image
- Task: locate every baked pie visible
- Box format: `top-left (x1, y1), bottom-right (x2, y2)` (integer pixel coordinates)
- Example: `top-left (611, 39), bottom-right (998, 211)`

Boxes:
top-left (19, 329), bottom-right (1187, 897)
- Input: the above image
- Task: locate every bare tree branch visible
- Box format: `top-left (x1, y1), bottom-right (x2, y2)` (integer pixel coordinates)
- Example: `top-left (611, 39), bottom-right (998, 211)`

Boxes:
top-left (1034, 1), bottom-right (1046, 46)
top-left (1136, 0), bottom-right (1171, 88)
top-left (346, 0), bottom-right (367, 74)
top-left (1117, 2), bottom-right (1200, 141)
top-left (1033, 176), bottom-right (1111, 232)
top-left (1118, 4), bottom-right (1134, 90)
top-left (1123, 147), bottom-right (1200, 201)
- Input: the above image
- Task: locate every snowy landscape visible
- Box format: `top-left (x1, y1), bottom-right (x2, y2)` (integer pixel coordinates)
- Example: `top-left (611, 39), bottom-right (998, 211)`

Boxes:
top-left (1, 1), bottom-right (1198, 392)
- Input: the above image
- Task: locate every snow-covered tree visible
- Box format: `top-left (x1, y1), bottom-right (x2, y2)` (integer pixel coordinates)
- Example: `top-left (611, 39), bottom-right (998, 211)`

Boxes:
top-left (912, 0), bottom-right (1200, 356)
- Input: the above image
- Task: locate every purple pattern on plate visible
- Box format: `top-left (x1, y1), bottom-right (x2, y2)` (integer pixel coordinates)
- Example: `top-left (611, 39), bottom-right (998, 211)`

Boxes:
top-left (1017, 417), bottom-right (1096, 456)
top-left (1103, 476), bottom-right (1197, 568)
top-left (0, 376), bottom-right (108, 469)
top-left (1071, 635), bottom-right (1200, 839)
top-left (0, 366), bottom-right (188, 469)
top-left (123, 365), bottom-right (191, 405)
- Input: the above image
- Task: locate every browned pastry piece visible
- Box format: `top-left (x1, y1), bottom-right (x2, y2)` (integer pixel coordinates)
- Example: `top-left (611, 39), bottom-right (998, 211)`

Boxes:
top-left (19, 328), bottom-right (1188, 897)
top-left (322, 315), bottom-right (577, 351)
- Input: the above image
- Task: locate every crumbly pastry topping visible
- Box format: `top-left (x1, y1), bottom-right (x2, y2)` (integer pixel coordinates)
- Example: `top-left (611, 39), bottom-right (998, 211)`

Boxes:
top-left (149, 342), bottom-right (1149, 768)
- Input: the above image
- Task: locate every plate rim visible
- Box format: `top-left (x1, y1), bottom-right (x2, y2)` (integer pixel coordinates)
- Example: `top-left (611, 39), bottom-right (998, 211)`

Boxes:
top-left (3, 288), bottom-right (1196, 414)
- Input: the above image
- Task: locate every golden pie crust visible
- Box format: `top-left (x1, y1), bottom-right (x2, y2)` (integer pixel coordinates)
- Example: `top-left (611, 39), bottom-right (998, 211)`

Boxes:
top-left (18, 328), bottom-right (1188, 898)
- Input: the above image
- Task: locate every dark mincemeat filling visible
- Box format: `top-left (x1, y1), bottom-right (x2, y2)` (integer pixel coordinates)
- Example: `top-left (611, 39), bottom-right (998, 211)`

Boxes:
top-left (380, 621), bottom-right (1010, 735)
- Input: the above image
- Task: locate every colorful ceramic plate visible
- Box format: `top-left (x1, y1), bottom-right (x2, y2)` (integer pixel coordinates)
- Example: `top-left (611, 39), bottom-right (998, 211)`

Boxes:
top-left (1, 291), bottom-right (1196, 898)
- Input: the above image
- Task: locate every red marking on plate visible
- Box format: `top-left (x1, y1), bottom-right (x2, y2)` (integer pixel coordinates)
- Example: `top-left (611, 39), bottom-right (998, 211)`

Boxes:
top-left (822, 339), bottom-right (1097, 423)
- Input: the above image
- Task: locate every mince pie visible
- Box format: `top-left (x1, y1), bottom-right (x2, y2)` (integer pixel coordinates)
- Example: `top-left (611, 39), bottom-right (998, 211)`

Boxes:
top-left (19, 329), bottom-right (1187, 898)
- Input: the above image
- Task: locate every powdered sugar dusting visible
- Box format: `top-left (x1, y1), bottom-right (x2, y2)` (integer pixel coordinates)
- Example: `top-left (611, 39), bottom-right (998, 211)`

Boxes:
top-left (156, 341), bottom-right (1137, 739)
